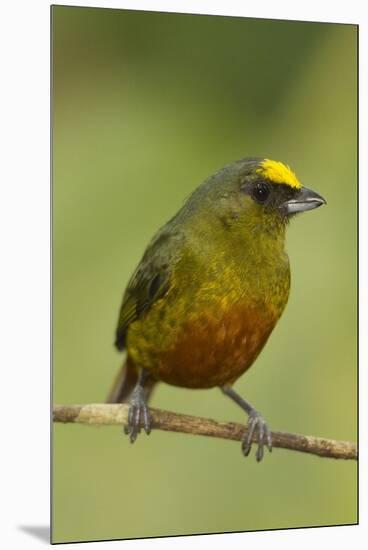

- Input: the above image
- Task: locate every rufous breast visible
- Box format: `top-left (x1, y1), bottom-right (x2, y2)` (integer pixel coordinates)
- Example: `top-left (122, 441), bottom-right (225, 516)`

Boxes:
top-left (154, 301), bottom-right (278, 388)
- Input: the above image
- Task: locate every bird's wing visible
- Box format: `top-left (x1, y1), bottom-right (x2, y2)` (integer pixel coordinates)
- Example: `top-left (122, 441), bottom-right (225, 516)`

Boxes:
top-left (115, 230), bottom-right (176, 350)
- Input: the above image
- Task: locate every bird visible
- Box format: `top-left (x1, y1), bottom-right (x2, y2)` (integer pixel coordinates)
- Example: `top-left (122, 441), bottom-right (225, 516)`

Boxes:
top-left (107, 157), bottom-right (326, 461)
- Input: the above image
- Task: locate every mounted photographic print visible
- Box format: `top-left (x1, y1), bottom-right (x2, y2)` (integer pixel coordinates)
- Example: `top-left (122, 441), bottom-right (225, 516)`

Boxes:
top-left (52, 4), bottom-right (358, 544)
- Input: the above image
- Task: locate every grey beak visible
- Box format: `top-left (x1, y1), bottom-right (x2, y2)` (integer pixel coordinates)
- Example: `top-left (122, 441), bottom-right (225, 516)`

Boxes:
top-left (285, 186), bottom-right (326, 215)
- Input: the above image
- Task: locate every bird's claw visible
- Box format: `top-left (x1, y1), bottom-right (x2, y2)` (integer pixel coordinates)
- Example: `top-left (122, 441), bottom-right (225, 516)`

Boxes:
top-left (124, 388), bottom-right (152, 443)
top-left (241, 411), bottom-right (272, 462)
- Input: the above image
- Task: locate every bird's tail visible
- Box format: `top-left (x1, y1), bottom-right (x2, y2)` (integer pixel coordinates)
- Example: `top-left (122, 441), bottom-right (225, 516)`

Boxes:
top-left (106, 358), bottom-right (157, 404)
top-left (106, 358), bottom-right (138, 403)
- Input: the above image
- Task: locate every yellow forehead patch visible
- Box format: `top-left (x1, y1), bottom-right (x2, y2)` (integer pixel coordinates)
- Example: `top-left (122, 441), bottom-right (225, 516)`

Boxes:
top-left (256, 159), bottom-right (301, 189)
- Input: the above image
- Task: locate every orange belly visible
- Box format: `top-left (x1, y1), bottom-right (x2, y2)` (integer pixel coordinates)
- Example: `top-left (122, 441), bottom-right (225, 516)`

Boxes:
top-left (152, 302), bottom-right (277, 388)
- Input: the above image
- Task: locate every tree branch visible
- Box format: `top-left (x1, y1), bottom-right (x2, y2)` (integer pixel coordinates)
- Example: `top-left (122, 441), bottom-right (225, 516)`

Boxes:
top-left (53, 404), bottom-right (357, 461)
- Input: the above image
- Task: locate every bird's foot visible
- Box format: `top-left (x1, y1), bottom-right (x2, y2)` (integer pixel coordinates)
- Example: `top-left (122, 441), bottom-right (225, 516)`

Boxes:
top-left (241, 410), bottom-right (272, 462)
top-left (124, 386), bottom-right (152, 443)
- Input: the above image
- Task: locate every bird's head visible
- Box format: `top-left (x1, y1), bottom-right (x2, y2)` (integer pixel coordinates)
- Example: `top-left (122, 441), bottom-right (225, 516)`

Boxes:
top-left (189, 158), bottom-right (326, 236)
top-left (240, 158), bottom-right (326, 218)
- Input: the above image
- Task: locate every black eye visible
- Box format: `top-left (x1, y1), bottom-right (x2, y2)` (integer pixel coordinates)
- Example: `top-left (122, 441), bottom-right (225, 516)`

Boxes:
top-left (252, 182), bottom-right (270, 203)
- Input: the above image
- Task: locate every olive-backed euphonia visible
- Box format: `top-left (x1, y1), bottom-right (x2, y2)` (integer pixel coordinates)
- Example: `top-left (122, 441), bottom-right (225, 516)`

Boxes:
top-left (107, 157), bottom-right (326, 461)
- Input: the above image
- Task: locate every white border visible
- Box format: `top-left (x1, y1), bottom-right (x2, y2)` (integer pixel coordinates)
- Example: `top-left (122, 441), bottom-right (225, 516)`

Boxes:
top-left (1, 1), bottom-right (365, 549)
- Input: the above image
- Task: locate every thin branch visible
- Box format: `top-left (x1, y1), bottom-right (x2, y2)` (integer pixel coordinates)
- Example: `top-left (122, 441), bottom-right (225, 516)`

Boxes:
top-left (53, 404), bottom-right (357, 461)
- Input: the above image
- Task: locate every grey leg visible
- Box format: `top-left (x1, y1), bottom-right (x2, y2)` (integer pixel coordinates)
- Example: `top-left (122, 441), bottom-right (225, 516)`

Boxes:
top-left (221, 385), bottom-right (272, 462)
top-left (124, 368), bottom-right (153, 443)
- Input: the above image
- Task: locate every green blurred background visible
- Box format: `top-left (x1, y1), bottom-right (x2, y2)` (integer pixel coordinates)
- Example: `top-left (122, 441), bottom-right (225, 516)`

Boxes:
top-left (52, 6), bottom-right (357, 544)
